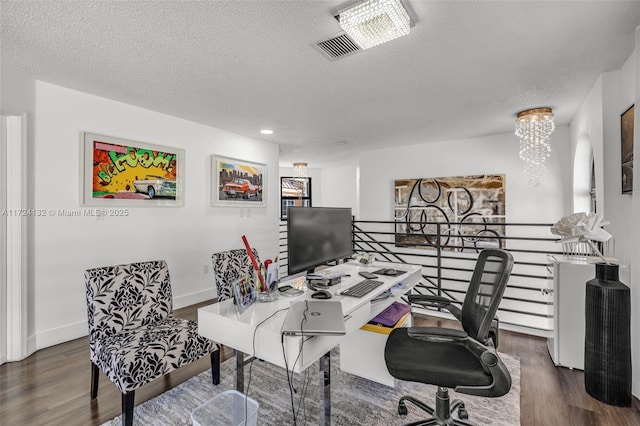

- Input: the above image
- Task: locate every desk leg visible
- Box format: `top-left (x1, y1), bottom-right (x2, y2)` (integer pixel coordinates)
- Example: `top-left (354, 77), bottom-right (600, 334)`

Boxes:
top-left (235, 349), bottom-right (245, 393)
top-left (319, 351), bottom-right (331, 426)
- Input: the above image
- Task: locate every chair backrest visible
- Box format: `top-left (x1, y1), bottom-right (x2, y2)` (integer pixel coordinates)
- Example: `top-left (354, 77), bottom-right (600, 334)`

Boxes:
top-left (84, 260), bottom-right (172, 344)
top-left (460, 249), bottom-right (514, 344)
top-left (212, 248), bottom-right (260, 301)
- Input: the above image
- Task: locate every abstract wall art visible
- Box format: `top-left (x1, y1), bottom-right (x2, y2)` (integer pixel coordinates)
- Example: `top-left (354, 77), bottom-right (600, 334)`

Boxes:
top-left (394, 174), bottom-right (506, 252)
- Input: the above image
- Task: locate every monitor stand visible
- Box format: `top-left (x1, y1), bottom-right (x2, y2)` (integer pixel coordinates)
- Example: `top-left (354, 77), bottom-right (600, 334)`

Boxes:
top-left (307, 277), bottom-right (342, 288)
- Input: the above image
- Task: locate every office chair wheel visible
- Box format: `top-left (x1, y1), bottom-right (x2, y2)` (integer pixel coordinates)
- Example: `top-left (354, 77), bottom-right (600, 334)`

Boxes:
top-left (457, 405), bottom-right (468, 420)
top-left (398, 399), bottom-right (408, 416)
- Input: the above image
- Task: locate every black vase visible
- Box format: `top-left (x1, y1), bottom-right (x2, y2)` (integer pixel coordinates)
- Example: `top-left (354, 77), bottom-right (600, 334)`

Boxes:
top-left (584, 263), bottom-right (631, 406)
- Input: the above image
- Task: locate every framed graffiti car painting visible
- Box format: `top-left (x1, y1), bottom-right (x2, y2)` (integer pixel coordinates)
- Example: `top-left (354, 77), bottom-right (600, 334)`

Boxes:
top-left (212, 155), bottom-right (266, 207)
top-left (80, 132), bottom-right (185, 207)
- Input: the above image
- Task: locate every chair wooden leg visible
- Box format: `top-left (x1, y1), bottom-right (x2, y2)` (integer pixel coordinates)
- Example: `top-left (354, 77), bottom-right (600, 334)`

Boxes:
top-left (122, 391), bottom-right (135, 426)
top-left (90, 362), bottom-right (99, 399)
top-left (211, 349), bottom-right (221, 385)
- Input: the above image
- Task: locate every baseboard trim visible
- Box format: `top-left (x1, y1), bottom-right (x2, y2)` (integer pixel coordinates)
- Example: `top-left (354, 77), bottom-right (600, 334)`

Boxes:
top-left (35, 320), bottom-right (87, 351)
top-left (633, 395), bottom-right (640, 411)
top-left (26, 334), bottom-right (37, 360)
top-left (173, 288), bottom-right (216, 310)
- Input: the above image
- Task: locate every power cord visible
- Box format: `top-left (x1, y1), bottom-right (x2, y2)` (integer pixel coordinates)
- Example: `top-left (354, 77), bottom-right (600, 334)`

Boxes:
top-left (295, 365), bottom-right (311, 423)
top-left (281, 301), bottom-right (310, 425)
top-left (245, 307), bottom-right (289, 425)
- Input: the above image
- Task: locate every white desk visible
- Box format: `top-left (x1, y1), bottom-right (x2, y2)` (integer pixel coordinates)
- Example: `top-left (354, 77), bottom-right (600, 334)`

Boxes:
top-left (198, 261), bottom-right (421, 425)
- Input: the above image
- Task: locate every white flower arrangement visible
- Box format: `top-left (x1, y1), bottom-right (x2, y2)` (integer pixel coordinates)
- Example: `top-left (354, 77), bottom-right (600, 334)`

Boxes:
top-left (550, 212), bottom-right (612, 263)
top-left (354, 252), bottom-right (375, 264)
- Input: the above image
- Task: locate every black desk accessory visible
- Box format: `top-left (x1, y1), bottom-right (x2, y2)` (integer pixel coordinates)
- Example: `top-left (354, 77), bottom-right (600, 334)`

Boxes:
top-left (373, 268), bottom-right (406, 276)
top-left (358, 271), bottom-right (378, 279)
top-left (307, 277), bottom-right (341, 288)
top-left (311, 290), bottom-right (332, 299)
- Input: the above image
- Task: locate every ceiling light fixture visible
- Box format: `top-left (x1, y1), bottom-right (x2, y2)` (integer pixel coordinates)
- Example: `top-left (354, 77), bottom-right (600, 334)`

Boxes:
top-left (338, 0), bottom-right (411, 50)
top-left (293, 162), bottom-right (308, 178)
top-left (260, 129), bottom-right (274, 135)
top-left (515, 107), bottom-right (555, 186)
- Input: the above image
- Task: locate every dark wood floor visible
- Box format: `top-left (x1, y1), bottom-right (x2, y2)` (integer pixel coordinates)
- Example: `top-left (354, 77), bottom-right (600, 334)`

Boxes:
top-left (1, 300), bottom-right (639, 425)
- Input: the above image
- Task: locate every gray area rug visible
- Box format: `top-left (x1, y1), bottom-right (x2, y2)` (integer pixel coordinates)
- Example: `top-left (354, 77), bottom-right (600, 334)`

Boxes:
top-left (102, 349), bottom-right (520, 425)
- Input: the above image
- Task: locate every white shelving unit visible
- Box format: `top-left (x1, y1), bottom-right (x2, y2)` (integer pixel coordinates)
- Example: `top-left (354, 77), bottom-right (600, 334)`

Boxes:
top-left (547, 257), bottom-right (629, 370)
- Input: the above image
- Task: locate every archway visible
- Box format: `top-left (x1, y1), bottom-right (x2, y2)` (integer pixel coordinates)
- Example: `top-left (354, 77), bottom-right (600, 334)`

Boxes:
top-left (573, 135), bottom-right (594, 213)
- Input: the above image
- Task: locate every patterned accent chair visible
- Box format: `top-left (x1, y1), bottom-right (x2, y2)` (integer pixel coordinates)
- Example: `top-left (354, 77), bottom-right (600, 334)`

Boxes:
top-left (212, 248), bottom-right (260, 301)
top-left (84, 260), bottom-right (219, 426)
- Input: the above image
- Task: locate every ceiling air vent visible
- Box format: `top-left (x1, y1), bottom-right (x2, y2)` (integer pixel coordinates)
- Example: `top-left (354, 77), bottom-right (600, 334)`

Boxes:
top-left (315, 33), bottom-right (361, 60)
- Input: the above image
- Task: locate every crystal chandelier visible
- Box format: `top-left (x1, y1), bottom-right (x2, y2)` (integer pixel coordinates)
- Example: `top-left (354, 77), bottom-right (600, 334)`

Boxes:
top-left (515, 108), bottom-right (555, 186)
top-left (293, 162), bottom-right (308, 178)
top-left (339, 0), bottom-right (411, 50)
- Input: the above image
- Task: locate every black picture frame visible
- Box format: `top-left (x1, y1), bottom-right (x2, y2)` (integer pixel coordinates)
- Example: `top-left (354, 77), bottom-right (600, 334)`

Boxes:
top-left (280, 177), bottom-right (312, 219)
top-left (621, 104), bottom-right (634, 194)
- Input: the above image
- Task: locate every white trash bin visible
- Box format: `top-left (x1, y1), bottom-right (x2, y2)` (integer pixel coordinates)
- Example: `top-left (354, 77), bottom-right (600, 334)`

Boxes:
top-left (191, 390), bottom-right (259, 426)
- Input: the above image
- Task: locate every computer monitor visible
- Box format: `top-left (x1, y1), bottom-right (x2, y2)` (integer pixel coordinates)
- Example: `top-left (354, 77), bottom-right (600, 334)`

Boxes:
top-left (287, 206), bottom-right (353, 276)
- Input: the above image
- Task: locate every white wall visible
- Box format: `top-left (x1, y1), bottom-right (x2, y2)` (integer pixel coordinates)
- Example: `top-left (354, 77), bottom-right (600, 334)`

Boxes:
top-left (318, 165), bottom-right (358, 215)
top-left (358, 128), bottom-right (572, 223)
top-left (630, 26), bottom-right (640, 401)
top-left (602, 68), bottom-right (634, 264)
top-left (29, 82), bottom-right (280, 351)
top-left (570, 77), bottom-right (604, 214)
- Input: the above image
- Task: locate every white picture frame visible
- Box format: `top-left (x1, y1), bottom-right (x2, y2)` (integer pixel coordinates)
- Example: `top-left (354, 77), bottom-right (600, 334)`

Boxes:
top-left (80, 131), bottom-right (185, 207)
top-left (212, 155), bottom-right (266, 207)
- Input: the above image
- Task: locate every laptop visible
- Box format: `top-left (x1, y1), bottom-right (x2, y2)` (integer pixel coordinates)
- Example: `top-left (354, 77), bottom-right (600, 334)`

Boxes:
top-left (280, 300), bottom-right (346, 336)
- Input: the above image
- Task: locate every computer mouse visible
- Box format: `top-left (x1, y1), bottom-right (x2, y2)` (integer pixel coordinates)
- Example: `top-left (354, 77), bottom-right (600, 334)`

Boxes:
top-left (311, 289), bottom-right (332, 299)
top-left (385, 268), bottom-right (398, 275)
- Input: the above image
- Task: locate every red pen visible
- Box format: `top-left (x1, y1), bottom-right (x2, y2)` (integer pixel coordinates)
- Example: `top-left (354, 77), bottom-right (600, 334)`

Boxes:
top-left (241, 235), bottom-right (266, 290)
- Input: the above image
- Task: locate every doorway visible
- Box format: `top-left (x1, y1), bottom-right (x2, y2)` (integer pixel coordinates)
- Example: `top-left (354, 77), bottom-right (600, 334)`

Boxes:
top-left (1, 114), bottom-right (26, 363)
top-left (1, 115), bottom-right (7, 364)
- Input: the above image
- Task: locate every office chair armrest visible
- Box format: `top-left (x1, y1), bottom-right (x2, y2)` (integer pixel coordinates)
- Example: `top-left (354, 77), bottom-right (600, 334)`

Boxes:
top-left (455, 338), bottom-right (512, 397)
top-left (407, 295), bottom-right (462, 320)
top-left (488, 317), bottom-right (499, 348)
top-left (406, 327), bottom-right (468, 343)
top-left (407, 294), bottom-right (450, 307)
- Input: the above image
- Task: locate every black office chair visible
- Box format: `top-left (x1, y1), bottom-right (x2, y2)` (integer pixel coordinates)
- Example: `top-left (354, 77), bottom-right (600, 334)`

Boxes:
top-left (384, 248), bottom-right (514, 426)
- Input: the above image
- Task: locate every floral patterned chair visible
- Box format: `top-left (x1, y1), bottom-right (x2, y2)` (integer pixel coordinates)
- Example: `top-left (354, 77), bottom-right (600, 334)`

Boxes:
top-left (212, 248), bottom-right (260, 301)
top-left (84, 260), bottom-right (219, 426)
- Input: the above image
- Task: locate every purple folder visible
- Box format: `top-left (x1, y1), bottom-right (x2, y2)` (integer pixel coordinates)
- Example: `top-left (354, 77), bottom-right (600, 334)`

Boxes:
top-left (369, 302), bottom-right (411, 327)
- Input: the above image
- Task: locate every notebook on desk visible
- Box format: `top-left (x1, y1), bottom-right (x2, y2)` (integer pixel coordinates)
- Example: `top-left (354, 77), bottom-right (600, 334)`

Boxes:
top-left (280, 300), bottom-right (346, 336)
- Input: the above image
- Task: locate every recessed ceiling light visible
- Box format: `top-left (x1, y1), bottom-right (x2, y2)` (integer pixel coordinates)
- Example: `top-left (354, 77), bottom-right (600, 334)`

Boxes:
top-left (260, 129), bottom-right (274, 135)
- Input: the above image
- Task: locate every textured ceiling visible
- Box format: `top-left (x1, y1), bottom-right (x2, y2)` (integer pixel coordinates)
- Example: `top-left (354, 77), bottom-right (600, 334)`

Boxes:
top-left (2, 1), bottom-right (639, 167)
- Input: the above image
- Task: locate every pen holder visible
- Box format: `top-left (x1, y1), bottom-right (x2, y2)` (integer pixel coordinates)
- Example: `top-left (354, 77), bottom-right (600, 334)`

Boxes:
top-left (256, 285), bottom-right (279, 302)
top-left (256, 263), bottom-right (279, 302)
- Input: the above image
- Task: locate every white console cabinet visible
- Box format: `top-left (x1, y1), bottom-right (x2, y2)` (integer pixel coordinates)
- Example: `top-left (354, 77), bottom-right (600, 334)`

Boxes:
top-left (548, 258), bottom-right (629, 370)
top-left (547, 259), bottom-right (592, 370)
